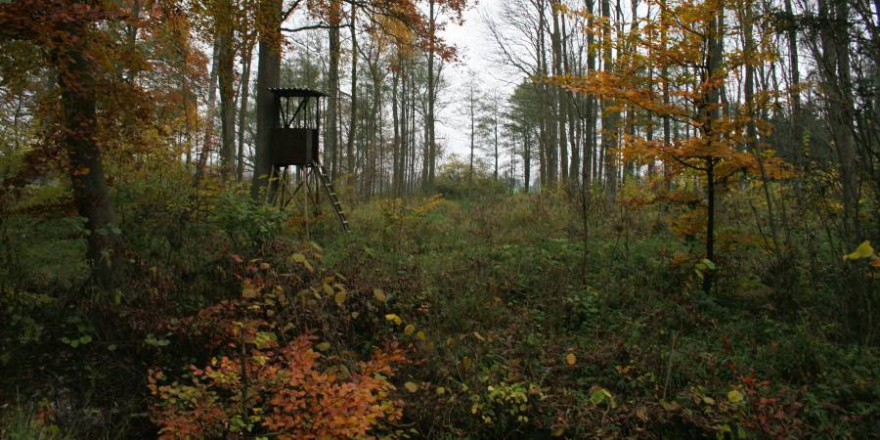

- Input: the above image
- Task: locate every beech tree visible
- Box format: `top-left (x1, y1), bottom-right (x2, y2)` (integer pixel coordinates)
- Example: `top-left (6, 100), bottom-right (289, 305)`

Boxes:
top-left (558, 0), bottom-right (790, 292)
top-left (0, 0), bottom-right (121, 282)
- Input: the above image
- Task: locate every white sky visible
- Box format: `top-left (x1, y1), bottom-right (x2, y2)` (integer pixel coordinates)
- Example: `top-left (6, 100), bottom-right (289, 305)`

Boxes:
top-left (436, 0), bottom-right (519, 159)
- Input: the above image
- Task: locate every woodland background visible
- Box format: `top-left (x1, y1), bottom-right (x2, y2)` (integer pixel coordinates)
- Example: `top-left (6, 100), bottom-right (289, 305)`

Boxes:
top-left (1, 0), bottom-right (880, 438)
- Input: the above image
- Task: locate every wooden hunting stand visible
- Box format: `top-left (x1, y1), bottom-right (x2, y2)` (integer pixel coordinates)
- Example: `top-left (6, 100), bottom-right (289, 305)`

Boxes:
top-left (268, 87), bottom-right (349, 233)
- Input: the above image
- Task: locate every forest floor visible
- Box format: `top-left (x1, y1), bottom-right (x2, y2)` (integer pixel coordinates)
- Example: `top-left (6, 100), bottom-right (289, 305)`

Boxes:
top-left (2, 182), bottom-right (879, 439)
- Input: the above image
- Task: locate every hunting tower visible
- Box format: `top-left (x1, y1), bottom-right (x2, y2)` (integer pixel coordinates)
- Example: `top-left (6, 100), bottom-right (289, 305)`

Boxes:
top-left (268, 88), bottom-right (349, 232)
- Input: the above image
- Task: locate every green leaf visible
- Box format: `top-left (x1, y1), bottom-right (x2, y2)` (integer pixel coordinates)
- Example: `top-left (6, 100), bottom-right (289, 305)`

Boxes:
top-left (844, 241), bottom-right (875, 260)
top-left (589, 388), bottom-right (616, 408)
top-left (727, 389), bottom-right (744, 404)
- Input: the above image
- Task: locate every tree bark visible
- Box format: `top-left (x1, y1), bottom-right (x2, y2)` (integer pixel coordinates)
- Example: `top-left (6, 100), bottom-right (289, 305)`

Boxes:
top-left (346, 3), bottom-right (358, 176)
top-left (426, 0), bottom-right (438, 189)
top-left (237, 42), bottom-right (254, 181)
top-left (552, 0), bottom-right (567, 183)
top-left (217, 0), bottom-right (236, 179)
top-left (326, 0), bottom-right (341, 177)
top-left (250, 0), bottom-right (282, 200)
top-left (602, 0), bottom-right (618, 200)
top-left (391, 64), bottom-right (401, 196)
top-left (55, 10), bottom-right (117, 283)
top-left (195, 41), bottom-right (220, 184)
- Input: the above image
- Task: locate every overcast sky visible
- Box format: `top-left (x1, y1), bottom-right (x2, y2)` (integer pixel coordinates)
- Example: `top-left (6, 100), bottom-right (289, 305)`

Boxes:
top-left (436, 0), bottom-right (520, 160)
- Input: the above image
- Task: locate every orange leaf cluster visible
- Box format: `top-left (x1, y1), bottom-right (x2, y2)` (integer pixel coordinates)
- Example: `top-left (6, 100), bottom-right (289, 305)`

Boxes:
top-left (149, 334), bottom-right (405, 439)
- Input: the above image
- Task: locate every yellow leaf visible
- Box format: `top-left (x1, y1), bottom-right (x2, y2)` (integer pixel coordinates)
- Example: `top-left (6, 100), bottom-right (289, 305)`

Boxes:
top-left (436, 386), bottom-right (446, 395)
top-left (635, 405), bottom-right (648, 422)
top-left (290, 253), bottom-right (314, 272)
top-left (351, 311), bottom-right (360, 319)
top-left (373, 288), bottom-right (387, 302)
top-left (551, 426), bottom-right (566, 437)
top-left (316, 342), bottom-right (331, 351)
top-left (565, 352), bottom-right (577, 367)
top-left (404, 381), bottom-right (419, 393)
top-left (727, 389), bottom-right (744, 404)
top-left (416, 331), bottom-right (427, 341)
top-left (242, 280), bottom-right (259, 299)
top-left (404, 324), bottom-right (416, 335)
top-left (334, 291), bottom-right (347, 307)
top-left (385, 314), bottom-right (402, 325)
top-left (844, 241), bottom-right (875, 260)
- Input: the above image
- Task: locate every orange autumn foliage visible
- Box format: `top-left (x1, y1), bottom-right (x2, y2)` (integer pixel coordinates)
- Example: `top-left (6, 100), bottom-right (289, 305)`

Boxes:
top-left (148, 334), bottom-right (405, 439)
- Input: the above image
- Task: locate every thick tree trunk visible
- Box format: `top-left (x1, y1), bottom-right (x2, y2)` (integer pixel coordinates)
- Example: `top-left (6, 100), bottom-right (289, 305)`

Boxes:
top-left (327, 0), bottom-right (341, 177)
top-left (426, 0), bottom-right (437, 189)
top-left (56, 15), bottom-right (117, 283)
top-left (250, 0), bottom-right (282, 200)
top-left (217, 0), bottom-right (236, 179)
top-left (347, 4), bottom-right (358, 177)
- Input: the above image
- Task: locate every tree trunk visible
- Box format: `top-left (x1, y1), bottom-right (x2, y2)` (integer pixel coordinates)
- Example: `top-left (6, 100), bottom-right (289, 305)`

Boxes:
top-left (742, 2), bottom-right (781, 257)
top-left (327, 0), bottom-right (341, 177)
top-left (552, 0), bottom-right (567, 183)
top-left (494, 96), bottom-right (500, 180)
top-left (250, 0), bottom-right (282, 200)
top-left (524, 127), bottom-right (532, 192)
top-left (661, 0), bottom-right (671, 188)
top-left (217, 0), bottom-right (236, 179)
top-left (391, 65), bottom-right (401, 196)
top-left (602, 0), bottom-right (618, 200)
top-left (469, 85), bottom-right (475, 185)
top-left (347, 3), bottom-right (358, 177)
top-left (196, 41), bottom-right (220, 183)
top-left (584, 0), bottom-right (596, 185)
top-left (237, 42), bottom-right (254, 181)
top-left (426, 0), bottom-right (437, 189)
top-left (56, 13), bottom-right (117, 283)
top-left (702, 0), bottom-right (724, 293)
